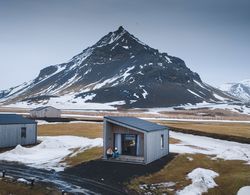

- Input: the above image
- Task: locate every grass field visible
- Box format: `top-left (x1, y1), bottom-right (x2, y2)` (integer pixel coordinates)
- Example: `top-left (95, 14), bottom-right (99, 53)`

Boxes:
top-left (128, 154), bottom-right (250, 195)
top-left (0, 178), bottom-right (59, 195)
top-left (158, 121), bottom-right (250, 139)
top-left (38, 122), bottom-right (103, 138)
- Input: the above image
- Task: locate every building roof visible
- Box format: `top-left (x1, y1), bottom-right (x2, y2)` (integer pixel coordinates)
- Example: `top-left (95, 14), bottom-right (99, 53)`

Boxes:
top-left (104, 116), bottom-right (167, 132)
top-left (0, 114), bottom-right (37, 125)
top-left (31, 106), bottom-right (59, 111)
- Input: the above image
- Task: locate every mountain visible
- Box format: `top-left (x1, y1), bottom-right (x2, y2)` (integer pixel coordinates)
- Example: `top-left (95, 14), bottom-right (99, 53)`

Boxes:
top-left (219, 80), bottom-right (250, 103)
top-left (0, 26), bottom-right (237, 109)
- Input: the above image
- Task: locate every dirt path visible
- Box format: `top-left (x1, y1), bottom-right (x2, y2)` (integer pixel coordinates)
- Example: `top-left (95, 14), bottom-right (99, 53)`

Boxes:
top-left (64, 153), bottom-right (177, 194)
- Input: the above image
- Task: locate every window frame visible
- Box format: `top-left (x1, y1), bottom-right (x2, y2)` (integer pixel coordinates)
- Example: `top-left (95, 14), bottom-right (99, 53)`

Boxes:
top-left (161, 134), bottom-right (164, 149)
top-left (21, 127), bottom-right (27, 138)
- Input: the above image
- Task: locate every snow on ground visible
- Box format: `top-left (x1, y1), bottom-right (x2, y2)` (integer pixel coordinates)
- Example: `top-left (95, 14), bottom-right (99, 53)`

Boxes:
top-left (0, 136), bottom-right (103, 171)
top-left (170, 131), bottom-right (250, 163)
top-left (146, 101), bottom-right (250, 115)
top-left (5, 94), bottom-right (126, 110)
top-left (139, 181), bottom-right (176, 191)
top-left (237, 186), bottom-right (250, 195)
top-left (176, 168), bottom-right (219, 195)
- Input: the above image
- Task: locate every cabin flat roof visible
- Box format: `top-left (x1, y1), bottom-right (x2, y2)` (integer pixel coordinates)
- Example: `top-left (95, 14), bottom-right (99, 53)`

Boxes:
top-left (0, 114), bottom-right (37, 125)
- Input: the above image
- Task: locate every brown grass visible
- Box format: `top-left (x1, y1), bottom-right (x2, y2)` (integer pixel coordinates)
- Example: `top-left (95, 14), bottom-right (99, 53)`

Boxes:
top-left (169, 137), bottom-right (182, 144)
top-left (129, 154), bottom-right (250, 195)
top-left (0, 178), bottom-right (59, 195)
top-left (159, 121), bottom-right (250, 139)
top-left (38, 123), bottom-right (103, 138)
top-left (64, 147), bottom-right (103, 167)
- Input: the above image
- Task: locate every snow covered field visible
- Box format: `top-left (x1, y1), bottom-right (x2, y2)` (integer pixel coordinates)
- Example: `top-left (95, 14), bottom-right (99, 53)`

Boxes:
top-left (0, 136), bottom-right (103, 171)
top-left (170, 131), bottom-right (250, 163)
top-left (0, 131), bottom-right (249, 173)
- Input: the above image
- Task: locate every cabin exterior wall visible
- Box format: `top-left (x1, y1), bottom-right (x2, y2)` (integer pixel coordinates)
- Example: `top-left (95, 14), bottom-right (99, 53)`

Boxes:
top-left (0, 124), bottom-right (37, 148)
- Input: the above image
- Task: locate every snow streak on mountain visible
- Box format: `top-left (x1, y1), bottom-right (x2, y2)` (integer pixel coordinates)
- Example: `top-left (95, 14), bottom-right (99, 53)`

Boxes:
top-left (0, 26), bottom-right (236, 109)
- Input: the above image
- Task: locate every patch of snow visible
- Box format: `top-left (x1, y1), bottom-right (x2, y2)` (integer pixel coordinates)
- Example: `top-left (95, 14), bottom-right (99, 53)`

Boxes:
top-left (187, 89), bottom-right (202, 98)
top-left (237, 186), bottom-right (250, 195)
top-left (82, 93), bottom-right (96, 102)
top-left (17, 178), bottom-right (30, 184)
top-left (142, 89), bottom-right (148, 99)
top-left (0, 136), bottom-right (103, 171)
top-left (170, 131), bottom-right (250, 163)
top-left (187, 157), bottom-right (194, 161)
top-left (193, 80), bottom-right (206, 89)
top-left (165, 56), bottom-right (172, 63)
top-left (121, 66), bottom-right (135, 81)
top-left (177, 168), bottom-right (219, 195)
top-left (137, 71), bottom-right (144, 75)
top-left (140, 182), bottom-right (176, 191)
top-left (93, 75), bottom-right (120, 90)
top-left (133, 93), bottom-right (139, 98)
top-left (213, 93), bottom-right (227, 101)
top-left (122, 46), bottom-right (129, 49)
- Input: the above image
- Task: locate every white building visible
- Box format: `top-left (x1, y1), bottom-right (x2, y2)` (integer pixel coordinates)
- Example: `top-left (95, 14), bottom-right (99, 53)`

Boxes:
top-left (30, 106), bottom-right (61, 118)
top-left (0, 114), bottom-right (37, 148)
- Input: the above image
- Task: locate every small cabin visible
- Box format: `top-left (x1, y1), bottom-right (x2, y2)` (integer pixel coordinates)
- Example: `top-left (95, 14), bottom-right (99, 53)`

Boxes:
top-left (0, 114), bottom-right (37, 148)
top-left (30, 106), bottom-right (61, 118)
top-left (103, 116), bottom-right (169, 164)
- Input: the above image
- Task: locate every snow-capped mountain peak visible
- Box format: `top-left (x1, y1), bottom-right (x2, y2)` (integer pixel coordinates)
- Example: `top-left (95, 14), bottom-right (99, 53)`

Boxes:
top-left (219, 79), bottom-right (250, 102)
top-left (0, 26), bottom-right (237, 108)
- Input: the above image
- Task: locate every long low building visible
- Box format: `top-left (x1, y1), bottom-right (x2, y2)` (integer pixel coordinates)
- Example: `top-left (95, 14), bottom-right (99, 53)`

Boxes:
top-left (30, 106), bottom-right (61, 118)
top-left (0, 114), bottom-right (37, 148)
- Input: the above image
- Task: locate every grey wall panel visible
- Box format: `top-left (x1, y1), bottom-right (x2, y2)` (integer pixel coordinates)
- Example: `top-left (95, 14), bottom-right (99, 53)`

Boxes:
top-left (145, 129), bottom-right (169, 164)
top-left (0, 124), bottom-right (37, 148)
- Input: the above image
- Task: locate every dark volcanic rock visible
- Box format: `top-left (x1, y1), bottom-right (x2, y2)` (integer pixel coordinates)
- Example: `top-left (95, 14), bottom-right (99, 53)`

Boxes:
top-left (0, 26), bottom-right (236, 108)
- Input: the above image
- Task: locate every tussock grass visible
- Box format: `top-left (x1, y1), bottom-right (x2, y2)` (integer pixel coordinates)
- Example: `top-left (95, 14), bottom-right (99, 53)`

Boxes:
top-left (0, 179), bottom-right (59, 195)
top-left (64, 147), bottom-right (103, 167)
top-left (159, 121), bottom-right (250, 139)
top-left (129, 154), bottom-right (250, 195)
top-left (38, 123), bottom-right (102, 138)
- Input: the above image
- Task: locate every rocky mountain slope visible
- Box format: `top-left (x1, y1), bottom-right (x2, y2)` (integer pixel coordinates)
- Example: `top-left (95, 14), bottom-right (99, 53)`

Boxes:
top-left (220, 80), bottom-right (250, 103)
top-left (0, 26), bottom-right (237, 109)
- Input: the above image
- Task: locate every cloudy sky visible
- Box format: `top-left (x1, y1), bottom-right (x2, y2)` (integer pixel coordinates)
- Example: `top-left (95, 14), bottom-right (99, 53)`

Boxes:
top-left (0, 0), bottom-right (249, 89)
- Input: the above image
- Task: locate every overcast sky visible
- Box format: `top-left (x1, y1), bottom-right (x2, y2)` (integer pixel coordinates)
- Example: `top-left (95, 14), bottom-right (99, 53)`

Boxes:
top-left (0, 0), bottom-right (249, 89)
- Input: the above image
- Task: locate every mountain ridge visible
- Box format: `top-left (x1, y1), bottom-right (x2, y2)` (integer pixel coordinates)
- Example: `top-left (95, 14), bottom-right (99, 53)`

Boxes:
top-left (220, 79), bottom-right (250, 103)
top-left (0, 26), bottom-right (237, 108)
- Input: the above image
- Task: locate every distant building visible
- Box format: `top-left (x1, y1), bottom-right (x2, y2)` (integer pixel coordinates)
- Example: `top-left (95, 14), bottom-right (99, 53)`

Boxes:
top-left (30, 106), bottom-right (61, 118)
top-left (103, 116), bottom-right (169, 164)
top-left (0, 114), bottom-right (37, 148)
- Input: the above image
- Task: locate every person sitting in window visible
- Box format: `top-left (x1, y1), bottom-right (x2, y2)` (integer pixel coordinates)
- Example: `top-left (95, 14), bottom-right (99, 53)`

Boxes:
top-left (113, 147), bottom-right (119, 158)
top-left (106, 147), bottom-right (113, 159)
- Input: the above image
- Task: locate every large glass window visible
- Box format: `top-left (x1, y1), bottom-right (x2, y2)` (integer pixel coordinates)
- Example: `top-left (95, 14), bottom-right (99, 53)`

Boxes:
top-left (121, 134), bottom-right (137, 156)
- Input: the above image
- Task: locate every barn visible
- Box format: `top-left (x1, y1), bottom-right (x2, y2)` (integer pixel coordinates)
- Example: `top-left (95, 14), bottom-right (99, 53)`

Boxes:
top-left (103, 116), bottom-right (169, 164)
top-left (0, 114), bottom-right (37, 148)
top-left (30, 106), bottom-right (61, 118)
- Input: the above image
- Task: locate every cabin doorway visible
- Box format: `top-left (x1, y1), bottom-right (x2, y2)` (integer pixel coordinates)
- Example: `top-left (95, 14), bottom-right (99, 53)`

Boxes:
top-left (121, 134), bottom-right (137, 156)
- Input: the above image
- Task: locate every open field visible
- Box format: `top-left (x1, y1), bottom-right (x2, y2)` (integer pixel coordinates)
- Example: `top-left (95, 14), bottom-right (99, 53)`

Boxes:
top-left (38, 122), bottom-right (103, 138)
top-left (158, 121), bottom-right (250, 143)
top-left (2, 106), bottom-right (250, 121)
top-left (0, 178), bottom-right (59, 195)
top-left (128, 154), bottom-right (250, 195)
top-left (1, 122), bottom-right (250, 194)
